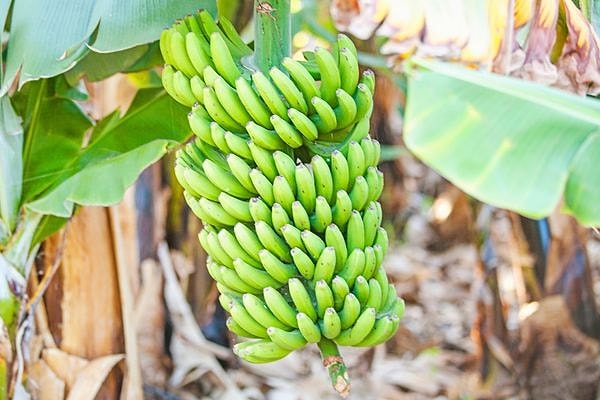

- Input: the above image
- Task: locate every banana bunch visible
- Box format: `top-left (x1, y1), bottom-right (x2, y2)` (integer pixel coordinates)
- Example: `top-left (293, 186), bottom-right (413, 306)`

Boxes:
top-left (161, 11), bottom-right (404, 365)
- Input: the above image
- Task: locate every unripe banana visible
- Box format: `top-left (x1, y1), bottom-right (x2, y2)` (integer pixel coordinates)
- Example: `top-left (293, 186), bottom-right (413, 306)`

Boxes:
top-left (332, 190), bottom-right (353, 229)
top-left (189, 76), bottom-right (206, 104)
top-left (365, 167), bottom-right (384, 203)
top-left (290, 247), bottom-right (315, 279)
top-left (346, 141), bottom-right (366, 186)
top-left (252, 71), bottom-right (288, 120)
top-left (234, 258), bottom-right (282, 290)
top-left (224, 132), bottom-right (253, 160)
top-left (321, 308), bottom-right (342, 339)
top-left (361, 69), bottom-right (376, 95)
top-left (249, 197), bottom-right (272, 225)
top-left (334, 89), bottom-right (358, 129)
top-left (172, 70), bottom-right (197, 106)
top-left (354, 83), bottom-right (373, 121)
top-left (210, 32), bottom-right (241, 86)
top-left (301, 230), bottom-right (326, 262)
top-left (362, 246), bottom-right (377, 280)
top-left (313, 246), bottom-right (336, 283)
top-left (353, 276), bottom-right (370, 304)
top-left (295, 164), bottom-right (316, 214)
top-left (271, 114), bottom-right (303, 148)
top-left (233, 222), bottom-right (262, 262)
top-left (204, 229), bottom-right (233, 266)
top-left (162, 65), bottom-right (190, 106)
top-left (235, 77), bottom-right (274, 129)
top-left (188, 109), bottom-right (214, 144)
top-left (169, 31), bottom-right (197, 77)
top-left (314, 47), bottom-right (340, 106)
top-left (311, 97), bottom-right (337, 134)
top-left (325, 224), bottom-right (347, 272)
top-left (218, 192), bottom-right (252, 223)
top-left (338, 47), bottom-right (359, 95)
top-left (315, 280), bottom-right (335, 318)
top-left (335, 307), bottom-right (377, 346)
top-left (356, 315), bottom-right (398, 347)
top-left (248, 141), bottom-right (278, 180)
top-left (247, 121), bottom-right (287, 151)
top-left (270, 67), bottom-right (308, 114)
top-left (181, 168), bottom-right (220, 201)
top-left (263, 286), bottom-right (299, 328)
top-left (273, 151), bottom-right (297, 188)
top-left (185, 32), bottom-right (213, 75)
top-left (220, 266), bottom-right (263, 295)
top-left (210, 122), bottom-right (231, 153)
top-left (256, 222), bottom-right (293, 263)
top-left (226, 154), bottom-right (257, 194)
top-left (243, 293), bottom-right (289, 330)
top-left (339, 293), bottom-right (361, 330)
top-left (271, 203), bottom-right (291, 233)
top-left (234, 339), bottom-right (291, 363)
top-left (296, 312), bottom-right (321, 343)
top-left (289, 278), bottom-right (317, 322)
top-left (331, 150), bottom-right (350, 193)
top-left (311, 155), bottom-right (334, 203)
top-left (331, 276), bottom-right (350, 310)
top-left (267, 327), bottom-right (307, 350)
top-left (272, 176), bottom-right (296, 215)
top-left (203, 86), bottom-right (244, 132)
top-left (249, 168), bottom-right (275, 205)
top-left (282, 57), bottom-right (320, 112)
top-left (160, 29), bottom-right (175, 66)
top-left (227, 317), bottom-right (258, 338)
top-left (213, 75), bottom-right (252, 126)
top-left (336, 34), bottom-right (357, 61)
top-left (338, 248), bottom-right (365, 288)
top-left (365, 278), bottom-right (383, 310)
top-left (349, 176), bottom-right (370, 211)
top-left (288, 108), bottom-right (319, 141)
top-left (258, 248), bottom-right (298, 283)
top-left (291, 201), bottom-right (311, 231)
top-left (311, 196), bottom-right (332, 233)
top-left (218, 229), bottom-right (260, 267)
top-left (346, 210), bottom-right (365, 252)
top-left (374, 227), bottom-right (389, 255)
top-left (202, 158), bottom-right (253, 198)
top-left (281, 224), bottom-right (305, 251)
top-left (202, 65), bottom-right (220, 86)
top-left (198, 197), bottom-right (237, 226)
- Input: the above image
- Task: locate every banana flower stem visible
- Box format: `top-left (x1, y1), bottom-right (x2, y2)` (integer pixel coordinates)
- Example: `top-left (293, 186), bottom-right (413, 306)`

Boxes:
top-left (317, 338), bottom-right (351, 398)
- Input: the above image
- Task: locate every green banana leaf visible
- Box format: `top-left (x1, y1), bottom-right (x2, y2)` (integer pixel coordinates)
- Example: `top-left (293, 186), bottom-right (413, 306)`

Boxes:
top-left (12, 80), bottom-right (190, 219)
top-left (1, 0), bottom-right (216, 95)
top-left (403, 60), bottom-right (600, 227)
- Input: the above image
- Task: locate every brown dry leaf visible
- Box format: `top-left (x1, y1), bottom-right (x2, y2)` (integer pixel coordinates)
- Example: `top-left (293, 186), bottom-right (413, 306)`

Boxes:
top-left (66, 354), bottom-right (124, 400)
top-left (28, 360), bottom-right (65, 400)
top-left (157, 243), bottom-right (245, 399)
top-left (332, 0), bottom-right (600, 94)
top-left (42, 348), bottom-right (88, 392)
top-left (134, 259), bottom-right (168, 387)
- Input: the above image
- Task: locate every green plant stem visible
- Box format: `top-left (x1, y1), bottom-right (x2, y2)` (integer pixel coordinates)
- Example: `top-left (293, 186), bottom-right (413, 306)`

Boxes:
top-left (317, 338), bottom-right (351, 398)
top-left (253, 0), bottom-right (291, 73)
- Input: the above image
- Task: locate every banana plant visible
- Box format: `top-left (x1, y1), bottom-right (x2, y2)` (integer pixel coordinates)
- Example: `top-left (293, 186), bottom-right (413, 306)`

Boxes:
top-left (0, 1), bottom-right (216, 397)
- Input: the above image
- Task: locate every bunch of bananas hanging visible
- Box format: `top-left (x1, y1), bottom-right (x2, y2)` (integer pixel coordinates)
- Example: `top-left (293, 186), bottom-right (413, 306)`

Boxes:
top-left (160, 10), bottom-right (404, 364)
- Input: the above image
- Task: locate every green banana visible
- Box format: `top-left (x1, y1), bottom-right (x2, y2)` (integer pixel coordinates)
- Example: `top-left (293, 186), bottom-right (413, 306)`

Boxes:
top-left (210, 122), bottom-right (231, 153)
top-left (202, 158), bottom-right (253, 198)
top-left (218, 229), bottom-right (260, 267)
top-left (365, 166), bottom-right (384, 203)
top-left (226, 154), bottom-right (257, 193)
top-left (311, 97), bottom-right (337, 134)
top-left (339, 293), bottom-right (361, 330)
top-left (349, 176), bottom-right (369, 211)
top-left (325, 224), bottom-right (347, 272)
top-left (311, 155), bottom-right (334, 203)
top-left (218, 192), bottom-right (252, 223)
top-left (233, 222), bottom-right (262, 262)
top-left (314, 46), bottom-right (340, 106)
top-left (290, 247), bottom-right (315, 279)
top-left (296, 312), bottom-right (321, 343)
top-left (181, 168), bottom-right (220, 201)
top-left (169, 31), bottom-right (197, 77)
top-left (315, 280), bottom-right (334, 318)
top-left (338, 47), bottom-right (359, 95)
top-left (227, 318), bottom-right (258, 338)
top-left (252, 71), bottom-right (288, 120)
top-left (234, 258), bottom-right (282, 290)
top-left (332, 190), bottom-right (353, 229)
top-left (185, 32), bottom-right (213, 75)
top-left (249, 168), bottom-right (275, 205)
top-left (301, 230), bottom-right (326, 262)
top-left (356, 315), bottom-right (398, 347)
top-left (346, 211), bottom-right (365, 252)
top-left (365, 278), bottom-right (383, 311)
top-left (362, 203), bottom-right (380, 246)
top-left (235, 77), bottom-right (274, 129)
top-left (270, 67), bottom-right (308, 114)
top-left (282, 57), bottom-right (320, 112)
top-left (353, 276), bottom-right (370, 304)
top-left (247, 121), bottom-right (287, 151)
top-left (311, 196), bottom-right (332, 233)
top-left (313, 246), bottom-right (336, 283)
top-left (267, 327), bottom-right (307, 350)
top-left (213, 75), bottom-right (252, 126)
top-left (203, 86), bottom-right (244, 132)
top-left (334, 89), bottom-right (358, 129)
top-left (331, 150), bottom-right (350, 193)
top-left (271, 202), bottom-right (291, 233)
top-left (346, 141), bottom-right (366, 185)
top-left (263, 286), bottom-right (299, 328)
top-left (220, 266), bottom-right (263, 295)
top-left (295, 164), bottom-right (316, 214)
top-left (291, 201), bottom-right (311, 231)
top-left (280, 224), bottom-right (305, 251)
top-left (255, 221), bottom-right (293, 263)
top-left (288, 108), bottom-right (319, 141)
top-left (172, 70), bottom-right (197, 106)
top-left (259, 249), bottom-right (296, 283)
top-left (362, 246), bottom-right (377, 280)
top-left (338, 248), bottom-right (365, 288)
top-left (188, 107), bottom-right (213, 144)
top-left (248, 141), bottom-right (278, 180)
top-left (288, 278), bottom-right (317, 322)
top-left (331, 276), bottom-right (350, 310)
top-left (249, 197), bottom-right (272, 225)
top-left (335, 308), bottom-right (377, 346)
top-left (234, 340), bottom-right (291, 363)
top-left (189, 76), bottom-right (206, 104)
top-left (162, 65), bottom-right (190, 106)
top-left (273, 151), bottom-right (297, 188)
top-left (271, 114), bottom-right (303, 148)
top-left (224, 132), bottom-right (252, 160)
top-left (272, 176), bottom-right (296, 215)
top-left (243, 293), bottom-right (289, 330)
top-left (209, 31), bottom-right (241, 86)
top-left (198, 197), bottom-right (237, 226)
top-left (321, 308), bottom-right (342, 339)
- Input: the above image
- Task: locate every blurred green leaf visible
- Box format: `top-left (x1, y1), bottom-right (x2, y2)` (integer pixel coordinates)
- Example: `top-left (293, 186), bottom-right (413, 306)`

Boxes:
top-left (31, 215), bottom-right (68, 246)
top-left (0, 97), bottom-right (22, 235)
top-left (1, 0), bottom-right (216, 94)
top-left (14, 81), bottom-right (190, 218)
top-left (403, 60), bottom-right (600, 226)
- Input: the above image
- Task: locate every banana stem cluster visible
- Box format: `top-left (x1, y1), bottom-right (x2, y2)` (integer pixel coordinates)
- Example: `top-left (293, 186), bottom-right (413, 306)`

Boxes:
top-left (160, 11), bottom-right (404, 397)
